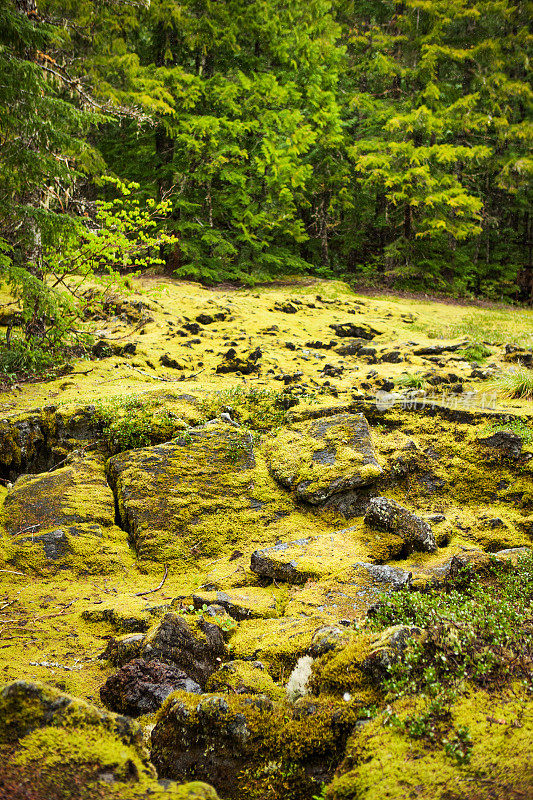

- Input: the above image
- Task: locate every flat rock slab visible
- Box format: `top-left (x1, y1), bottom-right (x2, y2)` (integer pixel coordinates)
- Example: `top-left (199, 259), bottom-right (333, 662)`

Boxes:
top-left (192, 587), bottom-right (279, 620)
top-left (364, 497), bottom-right (437, 554)
top-left (266, 413), bottom-right (382, 505)
top-left (251, 528), bottom-right (374, 584)
top-left (1, 456), bottom-right (132, 573)
top-left (106, 422), bottom-right (322, 566)
top-left (228, 616), bottom-right (324, 677)
top-left (285, 562), bottom-right (412, 621)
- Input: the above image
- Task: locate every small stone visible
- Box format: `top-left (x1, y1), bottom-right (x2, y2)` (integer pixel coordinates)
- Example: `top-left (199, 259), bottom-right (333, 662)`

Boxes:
top-left (364, 497), bottom-right (437, 553)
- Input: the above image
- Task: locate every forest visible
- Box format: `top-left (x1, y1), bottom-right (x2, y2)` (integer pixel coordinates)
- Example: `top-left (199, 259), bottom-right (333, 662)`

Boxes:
top-left (1, 0), bottom-right (532, 365)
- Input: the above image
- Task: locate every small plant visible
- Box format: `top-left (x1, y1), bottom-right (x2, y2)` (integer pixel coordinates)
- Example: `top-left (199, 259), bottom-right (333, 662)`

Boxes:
top-left (94, 394), bottom-right (180, 453)
top-left (182, 603), bottom-right (237, 633)
top-left (371, 551), bottom-right (533, 762)
top-left (480, 418), bottom-right (533, 445)
top-left (491, 366), bottom-right (533, 400)
top-left (395, 373), bottom-right (426, 390)
top-left (199, 386), bottom-right (287, 432)
top-left (457, 343), bottom-right (492, 362)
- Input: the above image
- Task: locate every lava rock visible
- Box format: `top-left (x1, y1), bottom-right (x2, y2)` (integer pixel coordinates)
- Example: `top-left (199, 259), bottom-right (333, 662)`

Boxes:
top-left (329, 323), bottom-right (381, 340)
top-left (477, 430), bottom-right (523, 460)
top-left (141, 613), bottom-right (226, 687)
top-left (100, 658), bottom-right (201, 717)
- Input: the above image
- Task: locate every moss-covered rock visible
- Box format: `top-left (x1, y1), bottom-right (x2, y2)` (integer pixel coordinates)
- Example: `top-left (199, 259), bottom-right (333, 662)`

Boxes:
top-left (364, 497), bottom-right (437, 554)
top-left (0, 724), bottom-right (219, 799)
top-left (284, 563), bottom-right (412, 622)
top-left (192, 587), bottom-right (279, 620)
top-left (140, 613), bottom-right (227, 687)
top-left (106, 422), bottom-right (328, 568)
top-left (205, 660), bottom-right (284, 699)
top-left (266, 413), bottom-right (382, 505)
top-left (151, 690), bottom-right (369, 800)
top-left (1, 455), bottom-right (133, 574)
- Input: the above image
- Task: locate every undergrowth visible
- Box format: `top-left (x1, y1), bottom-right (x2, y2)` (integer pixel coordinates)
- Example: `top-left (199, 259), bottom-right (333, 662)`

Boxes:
top-left (199, 386), bottom-right (287, 431)
top-left (370, 552), bottom-right (533, 763)
top-left (94, 394), bottom-right (182, 453)
top-left (480, 418), bottom-right (533, 445)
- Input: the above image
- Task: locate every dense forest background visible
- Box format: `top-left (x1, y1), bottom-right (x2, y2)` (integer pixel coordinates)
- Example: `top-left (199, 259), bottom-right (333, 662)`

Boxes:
top-left (1, 0), bottom-right (532, 348)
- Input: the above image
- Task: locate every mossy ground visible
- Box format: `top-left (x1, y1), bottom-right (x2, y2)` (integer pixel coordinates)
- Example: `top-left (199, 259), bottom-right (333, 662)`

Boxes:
top-left (0, 277), bottom-right (532, 798)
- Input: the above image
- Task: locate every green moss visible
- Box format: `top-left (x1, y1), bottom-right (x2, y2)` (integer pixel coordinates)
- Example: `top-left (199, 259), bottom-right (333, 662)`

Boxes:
top-left (205, 660), bottom-right (284, 699)
top-left (326, 686), bottom-right (533, 800)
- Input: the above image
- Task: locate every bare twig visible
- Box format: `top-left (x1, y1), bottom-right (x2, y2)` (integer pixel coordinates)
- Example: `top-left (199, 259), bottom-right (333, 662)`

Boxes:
top-left (135, 565), bottom-right (169, 596)
top-left (0, 570), bottom-right (25, 576)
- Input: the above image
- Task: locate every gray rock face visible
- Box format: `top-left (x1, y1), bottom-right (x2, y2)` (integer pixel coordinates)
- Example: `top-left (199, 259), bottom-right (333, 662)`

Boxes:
top-left (364, 497), bottom-right (437, 553)
top-left (100, 658), bottom-right (201, 717)
top-left (352, 562), bottom-right (412, 590)
top-left (266, 413), bottom-right (382, 506)
top-left (477, 430), bottom-right (523, 459)
top-left (251, 538), bottom-right (314, 584)
top-left (141, 613), bottom-right (226, 687)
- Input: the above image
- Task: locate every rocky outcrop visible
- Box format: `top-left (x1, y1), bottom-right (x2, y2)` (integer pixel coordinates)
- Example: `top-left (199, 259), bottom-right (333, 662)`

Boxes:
top-left (100, 658), bottom-right (201, 716)
top-left (266, 413), bottom-right (382, 505)
top-left (140, 613), bottom-right (227, 687)
top-left (1, 455), bottom-right (132, 573)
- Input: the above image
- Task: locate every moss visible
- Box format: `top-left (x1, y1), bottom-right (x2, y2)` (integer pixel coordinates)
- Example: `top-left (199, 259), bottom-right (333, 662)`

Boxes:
top-left (228, 617), bottom-right (323, 681)
top-left (4, 725), bottom-right (219, 799)
top-left (205, 660), bottom-right (284, 699)
top-left (326, 684), bottom-right (533, 800)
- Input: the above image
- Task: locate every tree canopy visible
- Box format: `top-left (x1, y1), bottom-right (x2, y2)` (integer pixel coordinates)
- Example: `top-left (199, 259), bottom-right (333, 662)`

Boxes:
top-left (0, 0), bottom-right (531, 341)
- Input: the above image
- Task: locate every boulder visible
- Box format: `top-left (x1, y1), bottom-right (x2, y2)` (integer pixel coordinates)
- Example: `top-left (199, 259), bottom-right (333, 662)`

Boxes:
top-left (100, 658), bottom-right (201, 717)
top-left (477, 430), bottom-right (523, 460)
top-left (266, 413), bottom-right (382, 505)
top-left (140, 613), bottom-right (227, 687)
top-left (2, 455), bottom-right (132, 573)
top-left (364, 497), bottom-right (437, 554)
top-left (329, 323), bottom-right (381, 340)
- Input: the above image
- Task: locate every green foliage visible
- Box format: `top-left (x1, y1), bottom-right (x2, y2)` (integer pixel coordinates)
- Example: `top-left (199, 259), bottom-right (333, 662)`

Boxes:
top-left (371, 552), bottom-right (533, 762)
top-left (395, 373), bottom-right (427, 390)
top-left (0, 336), bottom-right (68, 379)
top-left (492, 367), bottom-right (533, 400)
top-left (457, 343), bottom-right (492, 362)
top-left (94, 393), bottom-right (181, 453)
top-left (199, 386), bottom-right (287, 432)
top-left (480, 418), bottom-right (533, 445)
top-left (182, 603), bottom-right (237, 633)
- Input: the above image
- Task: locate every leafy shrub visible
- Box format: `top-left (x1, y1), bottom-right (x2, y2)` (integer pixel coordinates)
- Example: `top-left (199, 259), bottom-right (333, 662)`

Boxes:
top-left (94, 394), bottom-right (182, 453)
top-left (480, 418), bottom-right (533, 445)
top-left (370, 552), bottom-right (533, 762)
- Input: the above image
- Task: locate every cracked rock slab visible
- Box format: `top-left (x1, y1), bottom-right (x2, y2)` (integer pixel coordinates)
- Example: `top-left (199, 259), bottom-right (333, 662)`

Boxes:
top-left (266, 413), bottom-right (382, 505)
top-left (284, 562), bottom-right (412, 621)
top-left (250, 528), bottom-right (371, 584)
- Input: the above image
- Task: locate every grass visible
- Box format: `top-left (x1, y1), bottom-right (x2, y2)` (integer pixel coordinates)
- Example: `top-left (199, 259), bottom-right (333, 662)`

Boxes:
top-left (480, 417), bottom-right (533, 445)
top-left (395, 373), bottom-right (426, 390)
top-left (411, 308), bottom-right (533, 348)
top-left (491, 366), bottom-right (533, 401)
top-left (370, 551), bottom-right (533, 763)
